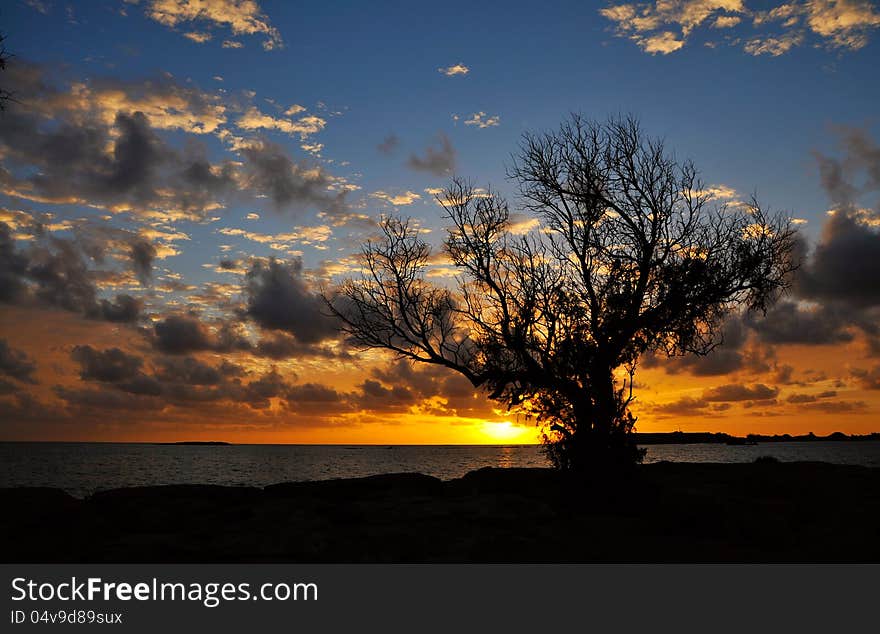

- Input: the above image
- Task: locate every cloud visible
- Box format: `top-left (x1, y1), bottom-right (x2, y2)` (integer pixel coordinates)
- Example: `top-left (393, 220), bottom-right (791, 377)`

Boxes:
top-left (377, 134), bottom-right (399, 155)
top-left (254, 331), bottom-right (340, 360)
top-left (438, 63), bottom-right (469, 76)
top-left (130, 237), bottom-right (157, 286)
top-left (218, 224), bottom-right (333, 250)
top-left (643, 314), bottom-right (756, 375)
top-left (244, 258), bottom-right (338, 344)
top-left (650, 382), bottom-right (779, 417)
top-left (407, 134), bottom-right (456, 176)
top-left (599, 1), bottom-right (880, 55)
top-left (463, 112), bottom-right (500, 129)
top-left (24, 0), bottom-right (50, 14)
top-left (850, 365), bottom-right (880, 389)
top-left (739, 126), bottom-right (880, 353)
top-left (154, 355), bottom-right (232, 385)
top-left (746, 301), bottom-right (854, 345)
top-left (600, 1), bottom-right (746, 54)
top-left (702, 382), bottom-right (779, 402)
top-left (0, 222), bottom-right (144, 323)
top-left (222, 40), bottom-right (244, 49)
top-left (799, 0), bottom-right (880, 50)
top-left (0, 339), bottom-right (37, 384)
top-left (743, 31), bottom-right (805, 56)
top-left (652, 395), bottom-right (715, 416)
top-left (236, 106), bottom-right (326, 139)
top-left (370, 190), bottom-right (422, 206)
top-left (237, 141), bottom-right (348, 218)
top-left (138, 0), bottom-right (283, 50)
top-left (150, 314), bottom-right (251, 354)
top-left (786, 390), bottom-right (838, 403)
top-left (71, 345), bottom-right (144, 382)
top-left (183, 31), bottom-right (212, 43)
top-left (0, 64), bottom-right (239, 217)
top-left (0, 62), bottom-right (350, 222)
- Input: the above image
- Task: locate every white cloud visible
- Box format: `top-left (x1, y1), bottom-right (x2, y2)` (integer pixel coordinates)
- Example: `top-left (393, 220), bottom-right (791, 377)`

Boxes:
top-left (599, 1), bottom-right (880, 55)
top-left (370, 190), bottom-right (422, 206)
top-left (464, 112), bottom-right (501, 128)
top-left (139, 0), bottom-right (283, 50)
top-left (236, 107), bottom-right (326, 139)
top-left (183, 31), bottom-right (212, 43)
top-left (438, 63), bottom-right (470, 76)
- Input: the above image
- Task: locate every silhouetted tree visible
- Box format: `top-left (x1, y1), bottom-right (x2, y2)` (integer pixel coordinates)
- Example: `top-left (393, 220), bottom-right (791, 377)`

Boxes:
top-left (328, 115), bottom-right (798, 473)
top-left (0, 32), bottom-right (13, 110)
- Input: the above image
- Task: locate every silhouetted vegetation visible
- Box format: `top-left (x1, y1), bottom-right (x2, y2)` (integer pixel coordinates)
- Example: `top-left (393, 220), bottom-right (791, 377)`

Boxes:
top-left (329, 115), bottom-right (798, 474)
top-left (0, 33), bottom-right (12, 110)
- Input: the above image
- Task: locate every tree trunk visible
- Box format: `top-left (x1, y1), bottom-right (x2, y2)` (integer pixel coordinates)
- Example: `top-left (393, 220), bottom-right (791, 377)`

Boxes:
top-left (545, 367), bottom-right (642, 473)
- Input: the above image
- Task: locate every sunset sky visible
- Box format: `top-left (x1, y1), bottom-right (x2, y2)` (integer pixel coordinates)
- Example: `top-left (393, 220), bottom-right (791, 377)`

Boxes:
top-left (2, 0), bottom-right (880, 444)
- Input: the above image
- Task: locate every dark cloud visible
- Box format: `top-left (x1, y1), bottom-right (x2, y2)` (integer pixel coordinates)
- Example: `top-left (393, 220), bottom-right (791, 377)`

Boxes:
top-left (643, 315), bottom-right (750, 376)
top-left (151, 314), bottom-right (250, 355)
top-left (0, 222), bottom-right (29, 302)
top-left (254, 331), bottom-right (342, 360)
top-left (850, 365), bottom-right (880, 390)
top-left (652, 396), bottom-right (712, 417)
top-left (71, 345), bottom-right (143, 383)
top-left (130, 237), bottom-right (157, 286)
top-left (0, 64), bottom-right (233, 215)
top-left (0, 62), bottom-right (346, 220)
top-left (0, 222), bottom-right (143, 323)
top-left (799, 127), bottom-right (880, 309)
top-left (702, 383), bottom-right (779, 402)
top-left (154, 356), bottom-right (224, 386)
top-left (368, 359), bottom-right (490, 418)
top-left (244, 258), bottom-right (337, 344)
top-left (0, 339), bottom-right (37, 383)
top-left (377, 134), bottom-right (399, 155)
top-left (798, 210), bottom-right (880, 309)
top-left (727, 128), bottom-right (880, 353)
top-left (796, 400), bottom-right (868, 414)
top-left (746, 301), bottom-right (854, 345)
top-left (97, 294), bottom-right (143, 323)
top-left (786, 390), bottom-right (837, 404)
top-left (53, 384), bottom-right (165, 411)
top-left (69, 345), bottom-right (161, 395)
top-left (0, 105), bottom-right (174, 210)
top-left (407, 133), bottom-right (456, 176)
top-left (239, 141), bottom-right (348, 218)
top-left (152, 315), bottom-right (214, 354)
top-left (357, 378), bottom-right (416, 408)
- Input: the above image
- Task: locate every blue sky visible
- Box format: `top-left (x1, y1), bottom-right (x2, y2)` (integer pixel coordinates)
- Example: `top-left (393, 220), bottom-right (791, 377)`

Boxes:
top-left (9, 1), bottom-right (879, 242)
top-left (2, 1), bottom-right (880, 442)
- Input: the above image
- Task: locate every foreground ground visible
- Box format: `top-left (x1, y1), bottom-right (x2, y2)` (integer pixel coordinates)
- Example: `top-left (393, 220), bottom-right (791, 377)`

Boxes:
top-left (1, 461), bottom-right (878, 562)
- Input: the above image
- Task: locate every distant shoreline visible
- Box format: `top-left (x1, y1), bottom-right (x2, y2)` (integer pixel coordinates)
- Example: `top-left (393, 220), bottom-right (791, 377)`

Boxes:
top-left (635, 431), bottom-right (880, 444)
top-left (152, 441), bottom-right (231, 446)
top-left (2, 432), bottom-right (878, 446)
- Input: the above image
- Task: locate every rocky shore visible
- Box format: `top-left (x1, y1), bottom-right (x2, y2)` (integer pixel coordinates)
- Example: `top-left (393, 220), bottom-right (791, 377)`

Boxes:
top-left (1, 461), bottom-right (878, 562)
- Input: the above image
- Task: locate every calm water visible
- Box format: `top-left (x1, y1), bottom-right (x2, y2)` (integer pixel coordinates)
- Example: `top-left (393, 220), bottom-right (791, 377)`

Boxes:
top-left (0, 441), bottom-right (878, 498)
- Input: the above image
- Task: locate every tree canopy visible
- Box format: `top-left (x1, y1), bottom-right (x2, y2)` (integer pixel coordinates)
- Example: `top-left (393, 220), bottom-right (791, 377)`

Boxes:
top-left (329, 115), bottom-right (798, 472)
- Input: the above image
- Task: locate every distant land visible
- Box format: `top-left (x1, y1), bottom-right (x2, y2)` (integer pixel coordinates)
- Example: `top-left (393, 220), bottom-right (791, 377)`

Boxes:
top-left (635, 431), bottom-right (880, 445)
top-left (153, 441), bottom-right (231, 446)
top-left (146, 433), bottom-right (880, 447)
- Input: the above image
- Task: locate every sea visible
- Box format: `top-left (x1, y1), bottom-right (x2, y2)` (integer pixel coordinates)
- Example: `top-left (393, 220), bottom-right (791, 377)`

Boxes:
top-left (0, 441), bottom-right (878, 498)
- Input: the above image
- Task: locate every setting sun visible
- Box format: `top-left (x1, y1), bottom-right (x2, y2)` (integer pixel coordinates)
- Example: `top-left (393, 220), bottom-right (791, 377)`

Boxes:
top-left (480, 422), bottom-right (533, 443)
